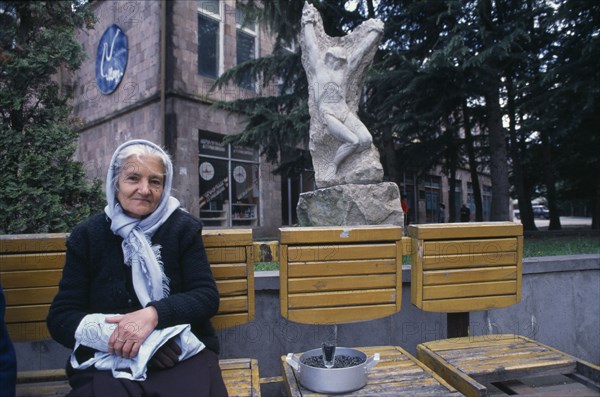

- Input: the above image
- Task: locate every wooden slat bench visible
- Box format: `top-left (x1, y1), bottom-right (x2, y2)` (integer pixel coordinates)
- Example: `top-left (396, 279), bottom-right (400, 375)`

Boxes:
top-left (279, 225), bottom-right (404, 324)
top-left (277, 225), bottom-right (463, 396)
top-left (281, 345), bottom-right (460, 396)
top-left (417, 334), bottom-right (600, 397)
top-left (0, 229), bottom-right (260, 397)
top-left (409, 222), bottom-right (600, 396)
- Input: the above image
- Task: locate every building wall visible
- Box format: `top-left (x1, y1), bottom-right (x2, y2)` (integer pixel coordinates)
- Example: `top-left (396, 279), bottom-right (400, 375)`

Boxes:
top-left (70, 0), bottom-right (282, 237)
top-left (72, 0), bottom-right (162, 181)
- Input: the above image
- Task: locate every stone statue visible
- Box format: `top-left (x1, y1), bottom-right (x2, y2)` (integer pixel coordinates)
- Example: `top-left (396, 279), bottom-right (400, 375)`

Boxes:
top-left (297, 3), bottom-right (405, 227)
top-left (300, 2), bottom-right (384, 188)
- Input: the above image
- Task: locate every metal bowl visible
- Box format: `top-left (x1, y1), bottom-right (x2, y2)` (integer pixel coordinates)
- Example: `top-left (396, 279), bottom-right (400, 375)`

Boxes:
top-left (286, 347), bottom-right (380, 394)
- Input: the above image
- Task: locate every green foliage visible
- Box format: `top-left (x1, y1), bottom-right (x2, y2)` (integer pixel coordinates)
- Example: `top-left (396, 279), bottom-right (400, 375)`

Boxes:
top-left (0, 1), bottom-right (103, 234)
top-left (523, 236), bottom-right (600, 258)
top-left (212, 0), bottom-right (599, 227)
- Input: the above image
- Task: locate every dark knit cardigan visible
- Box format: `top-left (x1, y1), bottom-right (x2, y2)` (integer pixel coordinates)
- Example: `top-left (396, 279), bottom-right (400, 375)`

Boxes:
top-left (47, 209), bottom-right (220, 355)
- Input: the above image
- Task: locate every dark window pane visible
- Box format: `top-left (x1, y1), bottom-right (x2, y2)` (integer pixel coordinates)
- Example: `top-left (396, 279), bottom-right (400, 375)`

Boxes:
top-left (198, 14), bottom-right (219, 78)
top-left (236, 30), bottom-right (255, 90)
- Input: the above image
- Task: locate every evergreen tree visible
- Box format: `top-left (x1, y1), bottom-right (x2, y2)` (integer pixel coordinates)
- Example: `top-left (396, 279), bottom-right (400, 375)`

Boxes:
top-left (0, 1), bottom-right (103, 234)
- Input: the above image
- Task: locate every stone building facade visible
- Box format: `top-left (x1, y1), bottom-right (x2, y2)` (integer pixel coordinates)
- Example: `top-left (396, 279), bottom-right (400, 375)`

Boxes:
top-left (69, 0), bottom-right (282, 237)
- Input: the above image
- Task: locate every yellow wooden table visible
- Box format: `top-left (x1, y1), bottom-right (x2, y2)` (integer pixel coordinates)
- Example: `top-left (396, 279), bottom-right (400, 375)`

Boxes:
top-left (281, 346), bottom-right (460, 396)
top-left (417, 334), bottom-right (600, 397)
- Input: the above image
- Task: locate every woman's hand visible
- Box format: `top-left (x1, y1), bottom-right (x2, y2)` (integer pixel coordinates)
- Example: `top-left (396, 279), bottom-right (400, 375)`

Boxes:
top-left (106, 306), bottom-right (158, 359)
top-left (149, 338), bottom-right (182, 369)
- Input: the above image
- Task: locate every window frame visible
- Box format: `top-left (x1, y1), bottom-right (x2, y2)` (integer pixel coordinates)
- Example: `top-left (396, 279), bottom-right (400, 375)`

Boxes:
top-left (197, 0), bottom-right (224, 79)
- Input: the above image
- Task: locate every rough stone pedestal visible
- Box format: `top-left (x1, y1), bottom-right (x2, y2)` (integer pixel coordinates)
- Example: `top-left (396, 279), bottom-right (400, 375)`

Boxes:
top-left (297, 182), bottom-right (404, 227)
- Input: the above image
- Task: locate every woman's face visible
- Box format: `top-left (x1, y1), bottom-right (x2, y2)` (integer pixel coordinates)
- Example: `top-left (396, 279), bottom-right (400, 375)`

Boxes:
top-left (116, 155), bottom-right (165, 218)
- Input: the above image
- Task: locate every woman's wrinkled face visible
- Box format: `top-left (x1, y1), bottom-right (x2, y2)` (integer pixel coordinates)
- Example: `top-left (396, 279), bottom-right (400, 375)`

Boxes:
top-left (116, 155), bottom-right (165, 218)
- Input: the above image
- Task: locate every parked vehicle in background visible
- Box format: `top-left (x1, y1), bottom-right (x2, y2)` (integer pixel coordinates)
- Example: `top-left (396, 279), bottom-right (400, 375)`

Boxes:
top-left (514, 205), bottom-right (550, 220)
top-left (532, 205), bottom-right (550, 219)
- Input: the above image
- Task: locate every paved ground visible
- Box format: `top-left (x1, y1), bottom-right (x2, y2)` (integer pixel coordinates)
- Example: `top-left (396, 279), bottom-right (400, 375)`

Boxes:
top-left (530, 216), bottom-right (592, 229)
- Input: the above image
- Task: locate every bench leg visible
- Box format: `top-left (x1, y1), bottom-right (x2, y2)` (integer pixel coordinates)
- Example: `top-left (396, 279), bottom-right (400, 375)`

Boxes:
top-left (447, 312), bottom-right (469, 338)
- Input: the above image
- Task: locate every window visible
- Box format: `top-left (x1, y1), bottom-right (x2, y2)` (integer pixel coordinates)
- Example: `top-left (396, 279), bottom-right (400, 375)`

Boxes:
top-left (197, 1), bottom-right (222, 78)
top-left (199, 131), bottom-right (260, 227)
top-left (236, 8), bottom-right (257, 90)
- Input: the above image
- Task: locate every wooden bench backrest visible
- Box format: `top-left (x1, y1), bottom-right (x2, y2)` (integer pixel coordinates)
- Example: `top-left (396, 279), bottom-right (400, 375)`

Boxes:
top-left (202, 229), bottom-right (255, 330)
top-left (409, 222), bottom-right (523, 313)
top-left (279, 225), bottom-right (403, 324)
top-left (0, 229), bottom-right (255, 342)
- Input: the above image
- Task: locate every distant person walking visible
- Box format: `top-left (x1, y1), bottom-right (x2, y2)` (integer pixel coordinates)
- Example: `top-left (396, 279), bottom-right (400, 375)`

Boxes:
top-left (460, 204), bottom-right (471, 222)
top-left (401, 194), bottom-right (410, 231)
top-left (438, 203), bottom-right (445, 223)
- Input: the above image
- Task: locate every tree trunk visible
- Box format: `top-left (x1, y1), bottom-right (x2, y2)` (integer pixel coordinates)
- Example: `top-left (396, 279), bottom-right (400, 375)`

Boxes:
top-left (462, 101), bottom-right (483, 222)
top-left (592, 184), bottom-right (600, 230)
top-left (485, 84), bottom-right (511, 221)
top-left (540, 130), bottom-right (561, 230)
top-left (505, 73), bottom-right (537, 230)
top-left (444, 117), bottom-right (458, 223)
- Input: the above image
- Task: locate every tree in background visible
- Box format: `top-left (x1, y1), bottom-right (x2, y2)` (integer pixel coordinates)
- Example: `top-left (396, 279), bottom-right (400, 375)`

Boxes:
top-left (0, 1), bottom-right (103, 234)
top-left (211, 0), bottom-right (598, 229)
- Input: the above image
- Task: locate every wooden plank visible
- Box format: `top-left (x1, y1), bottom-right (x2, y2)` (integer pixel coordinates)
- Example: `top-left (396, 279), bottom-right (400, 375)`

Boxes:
top-left (0, 234), bottom-right (67, 254)
top-left (421, 295), bottom-right (518, 312)
top-left (279, 225), bottom-right (402, 245)
top-left (211, 263), bottom-right (247, 279)
top-left (288, 304), bottom-right (397, 324)
top-left (411, 238), bottom-right (424, 308)
top-left (288, 274), bottom-right (396, 293)
top-left (423, 280), bottom-right (517, 300)
top-left (212, 313), bottom-right (250, 330)
top-left (416, 343), bottom-right (487, 397)
top-left (216, 279), bottom-right (248, 296)
top-left (288, 289), bottom-right (396, 309)
top-left (423, 266), bottom-right (517, 285)
top-left (279, 244), bottom-right (289, 319)
top-left (7, 322), bottom-right (50, 342)
top-left (206, 246), bottom-right (246, 264)
top-left (202, 229), bottom-right (252, 247)
top-left (423, 251), bottom-right (517, 270)
top-left (0, 253), bottom-right (65, 271)
top-left (245, 245), bottom-right (255, 324)
top-left (401, 236), bottom-right (413, 256)
top-left (218, 296), bottom-right (248, 313)
top-left (6, 304), bottom-right (50, 323)
top-left (287, 243), bottom-right (397, 262)
top-left (16, 380), bottom-right (71, 397)
top-left (1, 270), bottom-right (63, 289)
top-left (17, 369), bottom-right (67, 383)
top-left (408, 222), bottom-right (522, 240)
top-left (395, 240), bottom-right (403, 311)
top-left (4, 286), bottom-right (58, 306)
top-left (218, 358), bottom-right (260, 397)
top-left (422, 238), bottom-right (517, 256)
top-left (288, 258), bottom-right (396, 277)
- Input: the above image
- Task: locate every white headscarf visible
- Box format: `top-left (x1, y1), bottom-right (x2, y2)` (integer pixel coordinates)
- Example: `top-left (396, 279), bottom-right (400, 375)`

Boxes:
top-left (104, 139), bottom-right (180, 306)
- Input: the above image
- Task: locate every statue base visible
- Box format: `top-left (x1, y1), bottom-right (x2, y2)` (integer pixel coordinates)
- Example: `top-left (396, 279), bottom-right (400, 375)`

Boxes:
top-left (297, 182), bottom-right (404, 227)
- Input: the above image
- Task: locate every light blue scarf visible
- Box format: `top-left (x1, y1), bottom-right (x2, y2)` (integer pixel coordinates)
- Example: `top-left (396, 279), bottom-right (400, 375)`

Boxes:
top-left (104, 140), bottom-right (180, 306)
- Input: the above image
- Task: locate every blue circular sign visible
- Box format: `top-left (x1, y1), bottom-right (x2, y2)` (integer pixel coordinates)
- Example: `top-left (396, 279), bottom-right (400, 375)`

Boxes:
top-left (95, 24), bottom-right (128, 95)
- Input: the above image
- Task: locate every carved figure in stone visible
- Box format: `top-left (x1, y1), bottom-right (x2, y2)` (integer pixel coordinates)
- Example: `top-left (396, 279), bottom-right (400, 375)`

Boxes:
top-left (300, 2), bottom-right (384, 180)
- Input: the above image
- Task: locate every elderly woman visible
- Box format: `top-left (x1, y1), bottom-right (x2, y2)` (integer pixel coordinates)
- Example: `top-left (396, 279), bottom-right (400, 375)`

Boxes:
top-left (47, 140), bottom-right (228, 396)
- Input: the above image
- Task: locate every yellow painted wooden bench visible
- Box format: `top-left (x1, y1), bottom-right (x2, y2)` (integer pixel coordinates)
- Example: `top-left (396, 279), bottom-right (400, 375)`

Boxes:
top-left (409, 222), bottom-right (600, 396)
top-left (417, 334), bottom-right (600, 397)
top-left (281, 345), bottom-right (458, 397)
top-left (278, 225), bottom-right (460, 396)
top-left (0, 229), bottom-right (260, 397)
